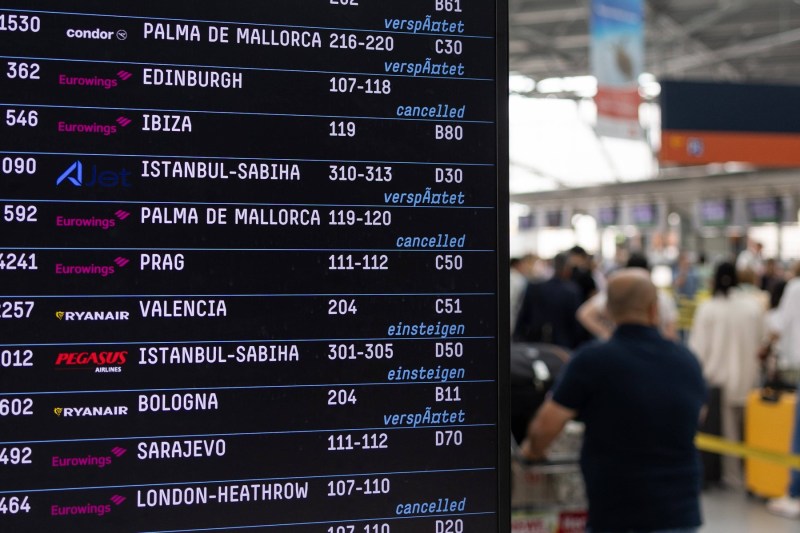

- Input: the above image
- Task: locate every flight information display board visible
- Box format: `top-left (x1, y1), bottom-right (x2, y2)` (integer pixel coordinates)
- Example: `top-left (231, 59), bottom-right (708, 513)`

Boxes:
top-left (0, 1), bottom-right (509, 531)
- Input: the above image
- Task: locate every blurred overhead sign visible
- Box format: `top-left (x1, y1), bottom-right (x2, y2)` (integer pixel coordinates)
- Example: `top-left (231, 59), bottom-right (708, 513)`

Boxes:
top-left (591, 0), bottom-right (644, 139)
top-left (661, 80), bottom-right (800, 167)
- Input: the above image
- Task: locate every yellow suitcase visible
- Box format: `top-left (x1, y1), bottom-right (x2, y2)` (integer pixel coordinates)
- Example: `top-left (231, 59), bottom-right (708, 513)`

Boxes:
top-left (744, 390), bottom-right (796, 498)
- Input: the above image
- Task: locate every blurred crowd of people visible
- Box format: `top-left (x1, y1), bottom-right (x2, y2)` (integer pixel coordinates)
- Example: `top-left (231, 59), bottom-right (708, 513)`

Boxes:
top-left (510, 242), bottom-right (800, 517)
top-left (511, 246), bottom-right (680, 349)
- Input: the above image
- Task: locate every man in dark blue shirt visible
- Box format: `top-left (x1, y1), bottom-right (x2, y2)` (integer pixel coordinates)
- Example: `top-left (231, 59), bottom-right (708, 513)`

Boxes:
top-left (521, 268), bottom-right (707, 533)
top-left (514, 252), bottom-right (582, 349)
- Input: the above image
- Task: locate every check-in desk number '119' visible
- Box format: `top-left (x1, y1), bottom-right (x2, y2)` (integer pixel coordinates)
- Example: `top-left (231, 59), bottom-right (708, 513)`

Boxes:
top-left (0, 1), bottom-right (510, 532)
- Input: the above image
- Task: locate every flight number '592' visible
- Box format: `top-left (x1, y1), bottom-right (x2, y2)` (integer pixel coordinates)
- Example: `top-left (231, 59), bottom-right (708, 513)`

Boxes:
top-left (3, 205), bottom-right (37, 222)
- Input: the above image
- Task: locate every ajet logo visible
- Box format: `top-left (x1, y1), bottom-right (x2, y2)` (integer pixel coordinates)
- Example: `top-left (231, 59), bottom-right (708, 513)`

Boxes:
top-left (56, 161), bottom-right (132, 188)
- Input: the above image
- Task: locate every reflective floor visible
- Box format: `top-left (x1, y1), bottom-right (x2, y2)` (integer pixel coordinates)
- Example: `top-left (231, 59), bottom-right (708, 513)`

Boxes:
top-left (701, 488), bottom-right (800, 532)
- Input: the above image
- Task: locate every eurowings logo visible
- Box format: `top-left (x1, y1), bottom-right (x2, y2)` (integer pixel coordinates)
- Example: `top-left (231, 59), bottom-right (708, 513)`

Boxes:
top-left (51, 446), bottom-right (128, 470)
top-left (56, 161), bottom-right (83, 186)
top-left (111, 447), bottom-right (127, 458)
top-left (50, 494), bottom-right (125, 517)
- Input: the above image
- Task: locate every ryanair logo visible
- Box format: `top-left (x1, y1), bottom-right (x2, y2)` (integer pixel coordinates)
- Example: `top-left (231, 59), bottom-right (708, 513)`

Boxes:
top-left (53, 406), bottom-right (129, 417)
top-left (55, 310), bottom-right (129, 321)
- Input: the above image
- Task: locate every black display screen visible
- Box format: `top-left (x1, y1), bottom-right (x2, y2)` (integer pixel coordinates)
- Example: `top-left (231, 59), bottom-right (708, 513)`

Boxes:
top-left (747, 197), bottom-right (781, 224)
top-left (544, 211), bottom-right (562, 228)
top-left (517, 213), bottom-right (534, 231)
top-left (630, 203), bottom-right (656, 227)
top-left (699, 199), bottom-right (730, 226)
top-left (597, 206), bottom-right (617, 227)
top-left (0, 2), bottom-right (509, 531)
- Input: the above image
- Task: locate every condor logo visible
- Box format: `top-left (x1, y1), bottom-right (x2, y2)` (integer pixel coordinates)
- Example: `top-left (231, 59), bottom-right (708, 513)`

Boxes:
top-left (55, 351), bottom-right (127, 373)
top-left (56, 161), bottom-right (133, 188)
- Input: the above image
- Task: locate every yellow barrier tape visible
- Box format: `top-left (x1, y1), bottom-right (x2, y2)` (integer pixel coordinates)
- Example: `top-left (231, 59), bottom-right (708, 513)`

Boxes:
top-left (695, 432), bottom-right (800, 469)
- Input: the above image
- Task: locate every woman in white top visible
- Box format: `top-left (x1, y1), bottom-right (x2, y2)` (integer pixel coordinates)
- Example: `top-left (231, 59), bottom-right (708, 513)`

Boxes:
top-left (689, 262), bottom-right (765, 489)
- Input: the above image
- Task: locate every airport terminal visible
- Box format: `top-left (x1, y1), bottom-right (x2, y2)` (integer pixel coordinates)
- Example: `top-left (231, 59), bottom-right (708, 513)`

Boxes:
top-left (1, 1), bottom-right (799, 532)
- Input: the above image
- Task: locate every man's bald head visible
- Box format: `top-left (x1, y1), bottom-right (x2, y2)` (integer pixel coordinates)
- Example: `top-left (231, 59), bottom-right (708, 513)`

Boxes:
top-left (606, 268), bottom-right (659, 326)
